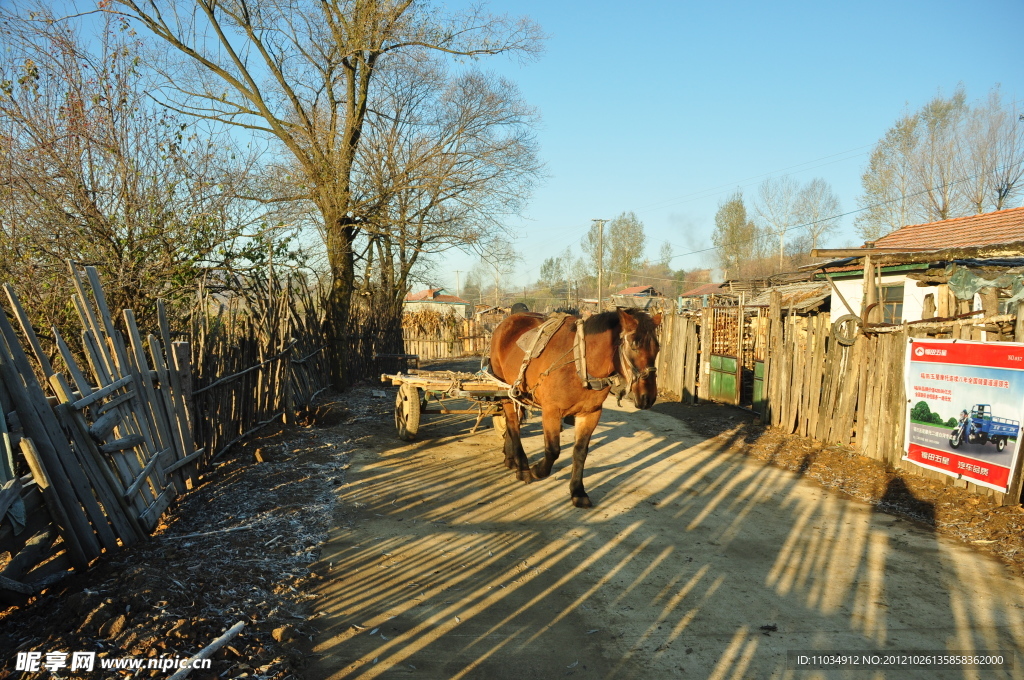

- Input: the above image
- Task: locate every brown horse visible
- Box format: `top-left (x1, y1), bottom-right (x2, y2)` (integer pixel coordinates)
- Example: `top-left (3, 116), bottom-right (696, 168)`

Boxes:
top-left (489, 308), bottom-right (661, 507)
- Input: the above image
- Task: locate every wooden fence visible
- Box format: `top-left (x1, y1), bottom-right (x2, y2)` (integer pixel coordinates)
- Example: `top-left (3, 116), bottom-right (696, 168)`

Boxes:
top-left (190, 275), bottom-right (330, 461)
top-left (743, 291), bottom-right (1024, 504)
top-left (655, 286), bottom-right (1024, 503)
top-left (655, 312), bottom-right (700, 404)
top-left (403, 318), bottom-right (490, 362)
top-left (0, 268), bottom-right (329, 604)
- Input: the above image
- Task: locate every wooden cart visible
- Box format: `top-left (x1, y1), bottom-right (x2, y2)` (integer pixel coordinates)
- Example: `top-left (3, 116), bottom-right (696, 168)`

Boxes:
top-left (381, 370), bottom-right (510, 441)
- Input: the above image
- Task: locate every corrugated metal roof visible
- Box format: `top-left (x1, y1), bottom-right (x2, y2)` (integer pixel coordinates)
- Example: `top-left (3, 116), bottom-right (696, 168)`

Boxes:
top-left (745, 281), bottom-right (831, 311)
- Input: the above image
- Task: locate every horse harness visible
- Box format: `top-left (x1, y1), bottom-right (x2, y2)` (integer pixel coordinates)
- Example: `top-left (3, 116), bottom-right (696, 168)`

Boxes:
top-left (507, 313), bottom-right (656, 408)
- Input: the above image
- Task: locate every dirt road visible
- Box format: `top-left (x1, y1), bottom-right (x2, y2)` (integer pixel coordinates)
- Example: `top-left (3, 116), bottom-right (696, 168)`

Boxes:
top-left (306, 393), bottom-right (1024, 679)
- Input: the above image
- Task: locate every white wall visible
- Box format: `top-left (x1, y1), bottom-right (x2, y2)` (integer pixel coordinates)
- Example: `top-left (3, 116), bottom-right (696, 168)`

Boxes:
top-left (403, 301), bottom-right (473, 319)
top-left (828, 273), bottom-right (924, 322)
top-left (828, 273), bottom-right (982, 323)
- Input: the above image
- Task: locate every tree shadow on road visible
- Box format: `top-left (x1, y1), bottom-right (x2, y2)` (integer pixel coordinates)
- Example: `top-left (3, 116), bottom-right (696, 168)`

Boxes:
top-left (301, 392), bottom-right (1024, 680)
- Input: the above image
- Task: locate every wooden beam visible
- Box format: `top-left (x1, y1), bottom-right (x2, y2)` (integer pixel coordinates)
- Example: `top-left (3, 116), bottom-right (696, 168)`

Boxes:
top-left (812, 240), bottom-right (1024, 264)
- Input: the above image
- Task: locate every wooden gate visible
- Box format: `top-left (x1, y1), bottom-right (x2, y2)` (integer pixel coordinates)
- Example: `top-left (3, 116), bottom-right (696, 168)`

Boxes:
top-left (709, 306), bottom-right (741, 404)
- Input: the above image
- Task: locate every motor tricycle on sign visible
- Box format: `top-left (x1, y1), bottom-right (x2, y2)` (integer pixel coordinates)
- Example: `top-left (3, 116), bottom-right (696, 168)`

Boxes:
top-left (949, 403), bottom-right (1019, 452)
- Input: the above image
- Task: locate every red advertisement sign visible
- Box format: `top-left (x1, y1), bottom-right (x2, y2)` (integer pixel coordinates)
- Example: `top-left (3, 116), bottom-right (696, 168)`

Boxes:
top-left (904, 339), bottom-right (1024, 492)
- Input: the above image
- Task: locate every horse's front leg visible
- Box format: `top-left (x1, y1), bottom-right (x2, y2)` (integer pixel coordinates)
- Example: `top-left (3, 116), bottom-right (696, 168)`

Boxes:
top-left (500, 400), bottom-right (533, 483)
top-left (568, 409), bottom-right (602, 508)
top-left (531, 408), bottom-right (564, 480)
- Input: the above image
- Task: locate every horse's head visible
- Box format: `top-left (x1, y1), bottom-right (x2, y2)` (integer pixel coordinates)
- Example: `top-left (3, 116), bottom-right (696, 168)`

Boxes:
top-left (616, 309), bottom-right (662, 410)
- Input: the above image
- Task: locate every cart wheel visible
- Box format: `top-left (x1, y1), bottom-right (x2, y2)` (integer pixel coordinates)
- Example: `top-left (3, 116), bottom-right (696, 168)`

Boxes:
top-left (395, 383), bottom-right (421, 441)
top-left (492, 414), bottom-right (507, 440)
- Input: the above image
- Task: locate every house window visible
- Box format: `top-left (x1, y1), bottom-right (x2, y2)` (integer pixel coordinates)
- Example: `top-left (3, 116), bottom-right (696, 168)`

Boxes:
top-left (882, 284), bottom-right (903, 324)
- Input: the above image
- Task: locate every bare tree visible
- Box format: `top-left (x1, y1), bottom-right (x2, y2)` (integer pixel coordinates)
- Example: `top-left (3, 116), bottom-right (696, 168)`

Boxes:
top-left (353, 61), bottom-right (542, 308)
top-left (958, 91), bottom-right (1002, 214)
top-left (109, 0), bottom-right (544, 385)
top-left (913, 87), bottom-right (969, 220)
top-left (855, 114), bottom-right (921, 241)
top-left (983, 91), bottom-right (1024, 210)
top-left (857, 86), bottom-right (1023, 240)
top-left (793, 178), bottom-right (841, 251)
top-left (755, 176), bottom-right (800, 269)
top-left (605, 211), bottom-right (646, 288)
top-left (712, 190), bottom-right (758, 278)
top-left (477, 235), bottom-right (520, 307)
top-left (657, 242), bottom-right (673, 268)
top-left (538, 247), bottom-right (572, 290)
top-left (0, 8), bottom-right (262, 335)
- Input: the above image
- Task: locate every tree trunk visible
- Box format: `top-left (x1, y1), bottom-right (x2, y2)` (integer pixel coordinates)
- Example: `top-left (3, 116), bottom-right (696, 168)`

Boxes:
top-left (326, 214), bottom-right (357, 389)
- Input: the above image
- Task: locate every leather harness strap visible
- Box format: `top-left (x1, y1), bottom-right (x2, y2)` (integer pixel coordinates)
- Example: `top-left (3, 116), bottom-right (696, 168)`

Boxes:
top-left (510, 314), bottom-right (622, 406)
top-left (509, 313), bottom-right (652, 408)
top-left (574, 320), bottom-right (619, 390)
top-left (509, 314), bottom-right (571, 405)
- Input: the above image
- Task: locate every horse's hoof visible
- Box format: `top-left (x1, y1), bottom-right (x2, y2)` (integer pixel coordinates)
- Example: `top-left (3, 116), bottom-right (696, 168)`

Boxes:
top-left (515, 468), bottom-right (534, 483)
top-left (530, 463), bottom-right (550, 479)
top-left (572, 494), bottom-right (593, 508)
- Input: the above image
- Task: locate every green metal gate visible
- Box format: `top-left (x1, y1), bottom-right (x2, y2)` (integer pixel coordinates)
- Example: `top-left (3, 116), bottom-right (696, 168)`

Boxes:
top-left (752, 359), bottom-right (765, 416)
top-left (709, 354), bottom-right (739, 404)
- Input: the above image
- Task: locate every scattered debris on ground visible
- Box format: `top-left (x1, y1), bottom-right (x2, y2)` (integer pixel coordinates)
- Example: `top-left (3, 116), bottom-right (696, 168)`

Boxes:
top-left (0, 389), bottom-right (390, 680)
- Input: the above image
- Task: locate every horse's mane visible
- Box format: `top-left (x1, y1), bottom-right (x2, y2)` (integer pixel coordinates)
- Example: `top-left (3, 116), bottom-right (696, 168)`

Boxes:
top-left (583, 309), bottom-right (658, 344)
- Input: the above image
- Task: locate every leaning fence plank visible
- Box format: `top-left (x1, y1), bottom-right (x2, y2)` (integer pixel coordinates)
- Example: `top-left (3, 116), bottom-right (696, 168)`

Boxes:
top-left (158, 302), bottom-right (199, 481)
top-left (136, 486), bottom-right (175, 532)
top-left (53, 330), bottom-right (95, 399)
top-left (124, 310), bottom-right (172, 458)
top-left (149, 335), bottom-right (190, 491)
top-left (19, 437), bottom-right (89, 570)
top-left (163, 448), bottom-right (204, 475)
top-left (0, 306), bottom-right (102, 561)
top-left (71, 376), bottom-right (133, 411)
top-left (4, 284), bottom-right (55, 379)
top-left (51, 398), bottom-right (138, 546)
top-left (122, 448), bottom-right (173, 502)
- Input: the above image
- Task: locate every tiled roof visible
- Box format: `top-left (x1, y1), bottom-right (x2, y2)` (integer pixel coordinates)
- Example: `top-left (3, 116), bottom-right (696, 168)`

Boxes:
top-left (680, 282), bottom-right (727, 297)
top-left (872, 206), bottom-right (1024, 250)
top-left (404, 288), bottom-right (470, 304)
top-left (405, 288), bottom-right (441, 301)
top-left (616, 285), bottom-right (657, 296)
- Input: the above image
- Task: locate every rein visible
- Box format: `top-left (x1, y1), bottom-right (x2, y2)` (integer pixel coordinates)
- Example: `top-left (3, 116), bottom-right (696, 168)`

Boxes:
top-left (616, 330), bottom-right (657, 397)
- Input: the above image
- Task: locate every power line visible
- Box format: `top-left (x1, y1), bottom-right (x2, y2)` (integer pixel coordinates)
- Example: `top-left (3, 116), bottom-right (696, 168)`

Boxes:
top-left (630, 144), bottom-right (874, 215)
top-left (661, 159), bottom-right (1024, 264)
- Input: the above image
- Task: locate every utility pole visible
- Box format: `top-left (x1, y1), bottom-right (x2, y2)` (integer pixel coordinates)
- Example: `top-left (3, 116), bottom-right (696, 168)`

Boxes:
top-left (454, 270), bottom-right (462, 298)
top-left (597, 220), bottom-right (603, 306)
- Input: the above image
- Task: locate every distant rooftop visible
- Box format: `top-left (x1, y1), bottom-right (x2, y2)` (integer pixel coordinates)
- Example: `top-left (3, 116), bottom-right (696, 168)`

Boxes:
top-left (404, 288), bottom-right (470, 304)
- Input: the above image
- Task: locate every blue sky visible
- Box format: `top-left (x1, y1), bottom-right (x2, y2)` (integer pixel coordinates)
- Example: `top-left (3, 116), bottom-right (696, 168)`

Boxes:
top-left (434, 0), bottom-right (1024, 292)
